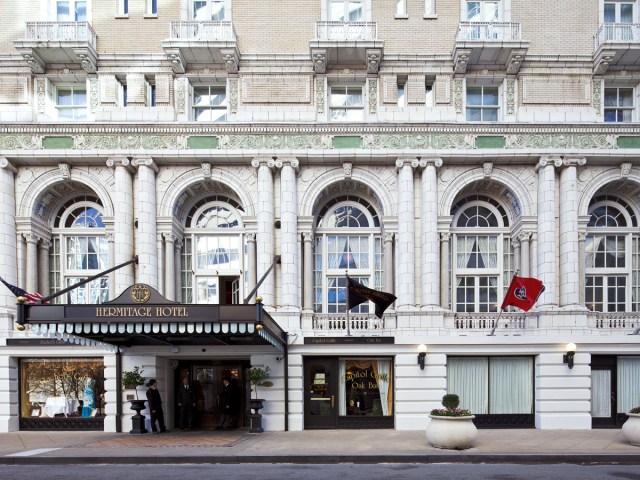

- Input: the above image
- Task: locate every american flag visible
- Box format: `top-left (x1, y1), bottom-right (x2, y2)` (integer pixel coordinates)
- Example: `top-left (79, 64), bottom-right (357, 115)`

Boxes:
top-left (0, 277), bottom-right (44, 304)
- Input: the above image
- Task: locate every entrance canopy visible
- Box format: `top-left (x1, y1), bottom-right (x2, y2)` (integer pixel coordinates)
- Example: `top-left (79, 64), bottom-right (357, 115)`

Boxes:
top-left (17, 284), bottom-right (286, 351)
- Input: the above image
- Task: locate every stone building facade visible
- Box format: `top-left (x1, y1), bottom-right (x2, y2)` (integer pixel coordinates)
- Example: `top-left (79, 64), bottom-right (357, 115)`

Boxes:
top-left (0, 0), bottom-right (639, 432)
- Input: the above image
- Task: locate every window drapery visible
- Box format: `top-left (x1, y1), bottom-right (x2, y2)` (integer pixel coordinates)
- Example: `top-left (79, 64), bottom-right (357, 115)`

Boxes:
top-left (591, 369), bottom-right (612, 417)
top-left (618, 357), bottom-right (640, 413)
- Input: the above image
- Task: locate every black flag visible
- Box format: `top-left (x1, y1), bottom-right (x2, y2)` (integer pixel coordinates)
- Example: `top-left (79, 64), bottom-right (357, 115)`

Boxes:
top-left (347, 277), bottom-right (397, 318)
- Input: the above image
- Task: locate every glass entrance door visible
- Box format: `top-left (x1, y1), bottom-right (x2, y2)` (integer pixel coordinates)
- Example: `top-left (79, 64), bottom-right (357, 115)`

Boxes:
top-left (591, 356), bottom-right (617, 427)
top-left (304, 357), bottom-right (338, 429)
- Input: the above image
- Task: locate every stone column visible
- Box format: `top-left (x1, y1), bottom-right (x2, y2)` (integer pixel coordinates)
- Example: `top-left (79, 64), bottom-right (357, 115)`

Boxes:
top-left (302, 232), bottom-right (314, 312)
top-left (132, 156), bottom-right (159, 288)
top-left (37, 238), bottom-right (50, 296)
top-left (530, 233), bottom-right (538, 279)
top-left (512, 236), bottom-right (521, 273)
top-left (421, 158), bottom-right (442, 309)
top-left (559, 156), bottom-right (586, 308)
top-left (0, 157), bottom-right (17, 310)
top-left (107, 232), bottom-right (116, 300)
top-left (578, 231), bottom-right (586, 307)
top-left (246, 233), bottom-right (257, 301)
top-left (163, 233), bottom-right (176, 301)
top-left (396, 157), bottom-right (417, 310)
top-left (383, 233), bottom-right (394, 296)
top-left (535, 156), bottom-right (562, 308)
top-left (440, 232), bottom-right (451, 309)
top-left (25, 234), bottom-right (39, 294)
top-left (156, 237), bottom-right (164, 294)
top-left (279, 158), bottom-right (300, 311)
top-left (251, 157), bottom-right (275, 306)
top-left (174, 238), bottom-right (182, 302)
top-left (519, 232), bottom-right (531, 277)
top-left (106, 157), bottom-right (134, 294)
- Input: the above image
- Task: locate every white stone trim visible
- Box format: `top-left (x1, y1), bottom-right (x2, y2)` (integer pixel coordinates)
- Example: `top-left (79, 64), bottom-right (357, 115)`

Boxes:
top-left (579, 166), bottom-right (640, 216)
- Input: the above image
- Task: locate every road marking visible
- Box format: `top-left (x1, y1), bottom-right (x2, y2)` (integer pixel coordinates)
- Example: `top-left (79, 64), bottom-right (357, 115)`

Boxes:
top-left (8, 448), bottom-right (61, 457)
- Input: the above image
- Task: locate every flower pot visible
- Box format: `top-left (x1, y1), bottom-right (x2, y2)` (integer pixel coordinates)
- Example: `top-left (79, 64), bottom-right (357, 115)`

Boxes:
top-left (622, 413), bottom-right (640, 446)
top-left (128, 399), bottom-right (147, 435)
top-left (249, 399), bottom-right (266, 433)
top-left (426, 415), bottom-right (477, 450)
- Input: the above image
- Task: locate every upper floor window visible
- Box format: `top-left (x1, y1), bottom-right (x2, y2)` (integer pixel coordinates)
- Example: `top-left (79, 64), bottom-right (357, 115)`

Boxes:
top-left (396, 0), bottom-right (407, 16)
top-left (329, 0), bottom-right (363, 21)
top-left (193, 85), bottom-right (227, 121)
top-left (147, 0), bottom-right (158, 15)
top-left (466, 86), bottom-right (499, 122)
top-left (604, 1), bottom-right (634, 23)
top-left (193, 0), bottom-right (226, 20)
top-left (329, 86), bottom-right (364, 121)
top-left (57, 0), bottom-right (87, 21)
top-left (56, 86), bottom-right (87, 121)
top-left (116, 0), bottom-right (128, 16)
top-left (466, 0), bottom-right (500, 21)
top-left (604, 87), bottom-right (633, 122)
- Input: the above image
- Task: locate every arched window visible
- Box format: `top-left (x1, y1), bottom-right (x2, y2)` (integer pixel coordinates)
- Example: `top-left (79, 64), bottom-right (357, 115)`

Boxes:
top-left (450, 196), bottom-right (512, 312)
top-left (314, 197), bottom-right (383, 313)
top-left (585, 195), bottom-right (639, 312)
top-left (50, 197), bottom-right (109, 304)
top-left (181, 197), bottom-right (245, 304)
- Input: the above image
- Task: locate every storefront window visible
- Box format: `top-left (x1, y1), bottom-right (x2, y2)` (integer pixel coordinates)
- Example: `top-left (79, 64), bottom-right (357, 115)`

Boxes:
top-left (339, 358), bottom-right (393, 416)
top-left (20, 358), bottom-right (105, 419)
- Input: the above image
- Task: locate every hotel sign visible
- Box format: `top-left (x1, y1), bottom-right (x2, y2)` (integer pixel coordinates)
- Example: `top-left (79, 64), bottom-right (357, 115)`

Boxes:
top-left (304, 337), bottom-right (395, 345)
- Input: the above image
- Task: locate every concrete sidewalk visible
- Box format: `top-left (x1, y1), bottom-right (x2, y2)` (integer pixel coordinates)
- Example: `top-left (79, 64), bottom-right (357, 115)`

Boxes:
top-left (0, 428), bottom-right (639, 465)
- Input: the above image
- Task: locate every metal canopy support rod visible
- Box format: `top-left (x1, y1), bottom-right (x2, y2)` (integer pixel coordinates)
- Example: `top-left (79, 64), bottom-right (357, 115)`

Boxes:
top-left (244, 255), bottom-right (281, 304)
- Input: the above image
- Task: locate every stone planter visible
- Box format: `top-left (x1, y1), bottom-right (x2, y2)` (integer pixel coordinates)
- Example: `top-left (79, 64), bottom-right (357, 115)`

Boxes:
top-left (129, 399), bottom-right (148, 434)
top-left (249, 399), bottom-right (265, 433)
top-left (426, 415), bottom-right (477, 450)
top-left (622, 413), bottom-right (640, 446)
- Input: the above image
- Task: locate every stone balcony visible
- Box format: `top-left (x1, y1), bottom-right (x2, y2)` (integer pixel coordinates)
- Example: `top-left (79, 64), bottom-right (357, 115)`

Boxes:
top-left (588, 312), bottom-right (640, 334)
top-left (162, 21), bottom-right (239, 74)
top-left (452, 21), bottom-right (529, 74)
top-left (13, 21), bottom-right (97, 73)
top-left (447, 312), bottom-right (528, 334)
top-left (309, 313), bottom-right (393, 335)
top-left (309, 21), bottom-right (383, 74)
top-left (594, 23), bottom-right (640, 74)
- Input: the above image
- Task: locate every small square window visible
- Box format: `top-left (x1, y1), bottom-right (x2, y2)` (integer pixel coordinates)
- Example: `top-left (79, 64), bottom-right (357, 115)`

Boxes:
top-left (604, 87), bottom-right (634, 123)
top-left (193, 86), bottom-right (227, 121)
top-left (466, 85), bottom-right (499, 122)
top-left (329, 86), bottom-right (364, 121)
top-left (56, 86), bottom-right (87, 121)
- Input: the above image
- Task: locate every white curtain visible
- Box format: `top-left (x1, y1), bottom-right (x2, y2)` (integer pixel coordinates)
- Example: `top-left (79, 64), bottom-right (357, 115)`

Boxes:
top-left (618, 357), bottom-right (640, 413)
top-left (447, 357), bottom-right (488, 414)
top-left (489, 357), bottom-right (533, 414)
top-left (339, 360), bottom-right (346, 416)
top-left (376, 359), bottom-right (391, 416)
top-left (591, 369), bottom-right (612, 417)
top-left (328, 236), bottom-right (349, 269)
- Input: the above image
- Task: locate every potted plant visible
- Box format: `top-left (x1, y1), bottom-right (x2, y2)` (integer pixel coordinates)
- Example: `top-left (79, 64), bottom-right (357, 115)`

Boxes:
top-left (426, 394), bottom-right (477, 450)
top-left (122, 366), bottom-right (146, 399)
top-left (622, 406), bottom-right (640, 446)
top-left (245, 366), bottom-right (273, 433)
top-left (122, 366), bottom-right (147, 434)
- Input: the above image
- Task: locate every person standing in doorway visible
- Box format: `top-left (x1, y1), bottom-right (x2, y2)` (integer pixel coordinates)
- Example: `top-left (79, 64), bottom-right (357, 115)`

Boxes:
top-left (216, 376), bottom-right (234, 430)
top-left (146, 379), bottom-right (167, 434)
top-left (177, 377), bottom-right (195, 430)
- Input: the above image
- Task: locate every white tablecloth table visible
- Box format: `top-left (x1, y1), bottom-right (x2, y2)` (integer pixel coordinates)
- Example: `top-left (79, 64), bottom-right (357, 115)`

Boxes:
top-left (43, 396), bottom-right (80, 417)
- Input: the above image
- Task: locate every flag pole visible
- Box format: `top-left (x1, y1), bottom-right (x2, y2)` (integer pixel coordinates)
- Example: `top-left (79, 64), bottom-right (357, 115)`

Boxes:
top-left (345, 272), bottom-right (351, 336)
top-left (488, 269), bottom-right (519, 336)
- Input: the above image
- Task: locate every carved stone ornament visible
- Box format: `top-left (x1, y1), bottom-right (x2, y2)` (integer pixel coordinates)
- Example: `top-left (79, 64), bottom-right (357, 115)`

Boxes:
top-left (201, 162), bottom-right (211, 179)
top-left (369, 78), bottom-right (378, 115)
top-left (229, 78), bottom-right (238, 114)
top-left (592, 78), bottom-right (602, 115)
top-left (506, 78), bottom-right (515, 115)
top-left (312, 50), bottom-right (327, 74)
top-left (454, 79), bottom-right (464, 114)
top-left (453, 50), bottom-right (471, 74)
top-left (22, 52), bottom-right (44, 74)
top-left (483, 162), bottom-right (493, 177)
top-left (315, 76), bottom-right (325, 115)
top-left (594, 51), bottom-right (615, 75)
top-left (58, 163), bottom-right (71, 179)
top-left (620, 162), bottom-right (632, 177)
top-left (176, 78), bottom-right (186, 115)
top-left (166, 51), bottom-right (185, 74)
top-left (221, 49), bottom-right (239, 74)
top-left (535, 156), bottom-right (563, 172)
top-left (343, 162), bottom-right (352, 179)
top-left (366, 49), bottom-right (382, 74)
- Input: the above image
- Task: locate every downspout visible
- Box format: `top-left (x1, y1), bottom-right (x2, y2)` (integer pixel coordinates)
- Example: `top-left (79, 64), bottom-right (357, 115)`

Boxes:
top-left (115, 347), bottom-right (122, 433)
top-left (284, 333), bottom-right (289, 431)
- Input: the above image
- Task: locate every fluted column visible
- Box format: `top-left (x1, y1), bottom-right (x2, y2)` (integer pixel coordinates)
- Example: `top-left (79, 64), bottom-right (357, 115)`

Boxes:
top-left (175, 238), bottom-right (182, 302)
top-left (440, 232), bottom-right (451, 309)
top-left (246, 233), bottom-right (257, 301)
top-left (0, 157), bottom-right (17, 310)
top-left (396, 157), bottom-right (417, 310)
top-left (519, 232), bottom-right (531, 277)
top-left (302, 232), bottom-right (314, 311)
top-left (132, 156), bottom-right (159, 288)
top-left (163, 233), bottom-right (176, 301)
top-left (38, 238), bottom-right (51, 296)
top-left (512, 236), bottom-right (521, 273)
top-left (383, 233), bottom-right (394, 295)
top-left (107, 233), bottom-right (116, 300)
top-left (25, 234), bottom-right (39, 294)
top-left (106, 157), bottom-right (134, 294)
top-left (251, 157), bottom-right (275, 306)
top-left (535, 156), bottom-right (561, 308)
top-left (578, 231), bottom-right (586, 306)
top-left (421, 158), bottom-right (442, 309)
top-left (279, 158), bottom-right (300, 311)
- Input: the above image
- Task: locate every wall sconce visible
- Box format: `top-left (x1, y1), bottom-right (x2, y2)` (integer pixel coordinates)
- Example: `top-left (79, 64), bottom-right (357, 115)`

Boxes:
top-left (417, 344), bottom-right (427, 370)
top-left (563, 343), bottom-right (576, 369)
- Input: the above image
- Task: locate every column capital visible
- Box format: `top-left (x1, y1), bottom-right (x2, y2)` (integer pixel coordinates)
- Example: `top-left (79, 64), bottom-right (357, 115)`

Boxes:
top-left (0, 156), bottom-right (17, 173)
top-left (395, 157), bottom-right (420, 172)
top-left (246, 232), bottom-right (257, 243)
top-left (24, 233), bottom-right (40, 245)
top-left (383, 232), bottom-right (394, 243)
top-left (518, 231), bottom-right (532, 242)
top-left (302, 231), bottom-right (313, 243)
top-left (561, 156), bottom-right (587, 168)
top-left (578, 231), bottom-right (587, 242)
top-left (421, 157), bottom-right (443, 169)
top-left (535, 155), bottom-right (562, 172)
top-left (251, 156), bottom-right (277, 169)
top-left (278, 157), bottom-right (299, 171)
top-left (163, 233), bottom-right (178, 244)
top-left (512, 236), bottom-right (521, 248)
top-left (38, 237), bottom-right (51, 250)
top-left (439, 232), bottom-right (451, 242)
top-left (174, 237), bottom-right (183, 250)
top-left (131, 156), bottom-right (158, 172)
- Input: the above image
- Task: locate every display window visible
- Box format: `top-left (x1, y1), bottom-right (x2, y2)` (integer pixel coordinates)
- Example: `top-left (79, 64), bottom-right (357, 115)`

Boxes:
top-left (339, 358), bottom-right (393, 416)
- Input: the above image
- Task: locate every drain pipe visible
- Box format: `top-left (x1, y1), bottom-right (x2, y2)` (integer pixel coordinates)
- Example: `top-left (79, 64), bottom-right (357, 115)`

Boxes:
top-left (115, 347), bottom-right (122, 433)
top-left (284, 334), bottom-right (289, 431)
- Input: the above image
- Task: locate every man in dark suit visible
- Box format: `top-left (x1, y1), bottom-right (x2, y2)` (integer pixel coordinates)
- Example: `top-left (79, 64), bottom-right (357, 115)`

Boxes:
top-left (177, 377), bottom-right (195, 430)
top-left (146, 379), bottom-right (167, 434)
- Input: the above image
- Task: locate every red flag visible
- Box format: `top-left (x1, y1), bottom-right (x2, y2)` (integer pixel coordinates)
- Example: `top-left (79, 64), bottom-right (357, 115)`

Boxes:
top-left (500, 275), bottom-right (545, 312)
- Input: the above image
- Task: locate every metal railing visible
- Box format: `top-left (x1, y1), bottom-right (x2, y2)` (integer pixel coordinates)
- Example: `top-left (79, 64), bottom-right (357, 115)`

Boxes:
top-left (168, 21), bottom-right (236, 41)
top-left (595, 23), bottom-right (640, 50)
top-left (312, 313), bottom-right (385, 331)
top-left (451, 312), bottom-right (527, 331)
top-left (457, 21), bottom-right (521, 41)
top-left (315, 21), bottom-right (377, 41)
top-left (25, 21), bottom-right (97, 47)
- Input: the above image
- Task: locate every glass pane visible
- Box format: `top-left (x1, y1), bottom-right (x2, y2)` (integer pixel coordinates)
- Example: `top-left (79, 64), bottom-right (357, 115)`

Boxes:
top-left (344, 108), bottom-right (364, 121)
top-left (330, 88), bottom-right (346, 107)
top-left (621, 3), bottom-right (634, 23)
top-left (466, 108), bottom-right (482, 121)
top-left (193, 0), bottom-right (207, 20)
top-left (73, 89), bottom-right (87, 106)
top-left (604, 88), bottom-right (619, 107)
top-left (467, 2), bottom-right (481, 21)
top-left (604, 110), bottom-right (617, 122)
top-left (604, 3), bottom-right (616, 22)
top-left (211, 0), bottom-right (225, 20)
top-left (329, 0), bottom-right (345, 21)
top-left (75, 1), bottom-right (87, 21)
top-left (57, 89), bottom-right (73, 106)
top-left (483, 108), bottom-right (498, 122)
top-left (466, 86), bottom-right (482, 105)
top-left (57, 1), bottom-right (71, 21)
top-left (483, 88), bottom-right (499, 106)
top-left (482, 2), bottom-right (499, 21)
top-left (591, 370), bottom-right (612, 417)
top-left (348, 1), bottom-right (363, 21)
top-left (195, 108), bottom-right (227, 122)
top-left (619, 88), bottom-right (634, 107)
top-left (197, 277), bottom-right (218, 303)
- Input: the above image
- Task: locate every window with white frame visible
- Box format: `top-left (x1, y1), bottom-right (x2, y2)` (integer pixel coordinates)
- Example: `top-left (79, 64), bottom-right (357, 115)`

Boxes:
top-left (181, 196), bottom-right (246, 304)
top-left (329, 86), bottom-right (364, 121)
top-left (193, 85), bottom-right (227, 121)
top-left (585, 195), bottom-right (640, 312)
top-left (146, 0), bottom-right (158, 15)
top-left (424, 0), bottom-right (436, 17)
top-left (116, 0), bottom-right (128, 16)
top-left (50, 197), bottom-right (109, 304)
top-left (329, 0), bottom-right (363, 21)
top-left (396, 0), bottom-right (407, 16)
top-left (193, 0), bottom-right (226, 20)
top-left (450, 196), bottom-right (513, 312)
top-left (466, 0), bottom-right (500, 21)
top-left (466, 85), bottom-right (499, 121)
top-left (313, 196), bottom-right (383, 314)
top-left (56, 0), bottom-right (87, 21)
top-left (56, 86), bottom-right (87, 121)
top-left (603, 1), bottom-right (636, 40)
top-left (425, 80), bottom-right (434, 107)
top-left (604, 87), bottom-right (634, 122)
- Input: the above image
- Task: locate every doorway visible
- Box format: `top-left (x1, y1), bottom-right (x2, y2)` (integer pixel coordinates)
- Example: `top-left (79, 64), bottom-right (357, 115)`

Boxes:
top-left (591, 355), bottom-right (617, 428)
top-left (304, 357), bottom-right (338, 429)
top-left (173, 360), bottom-right (248, 429)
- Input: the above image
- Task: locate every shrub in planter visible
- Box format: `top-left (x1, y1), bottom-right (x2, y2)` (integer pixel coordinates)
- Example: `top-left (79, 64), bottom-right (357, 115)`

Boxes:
top-left (623, 406), bottom-right (640, 446)
top-left (426, 394), bottom-right (477, 450)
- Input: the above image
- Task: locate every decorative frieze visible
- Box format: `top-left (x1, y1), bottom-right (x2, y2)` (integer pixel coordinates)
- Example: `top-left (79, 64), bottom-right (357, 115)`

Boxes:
top-left (368, 78), bottom-right (377, 114)
top-left (229, 77), bottom-right (238, 114)
top-left (219, 134), bottom-right (332, 149)
top-left (315, 76), bottom-right (325, 115)
top-left (505, 134), bottom-right (615, 149)
top-left (74, 135), bottom-right (188, 150)
top-left (506, 78), bottom-right (515, 115)
top-left (454, 79), bottom-right (463, 114)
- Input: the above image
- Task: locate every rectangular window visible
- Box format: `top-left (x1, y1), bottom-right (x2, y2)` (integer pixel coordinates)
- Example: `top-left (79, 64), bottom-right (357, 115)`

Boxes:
top-left (396, 0), bottom-right (407, 16)
top-left (329, 86), bottom-right (364, 121)
top-left (466, 0), bottom-right (499, 21)
top-left (181, 238), bottom-right (193, 304)
top-left (425, 82), bottom-right (434, 108)
top-left (585, 235), bottom-right (626, 268)
top-left (329, 0), bottom-right (363, 21)
top-left (397, 79), bottom-right (406, 108)
top-left (340, 358), bottom-right (393, 416)
top-left (57, 0), bottom-right (87, 21)
top-left (117, 0), bottom-right (128, 15)
top-left (617, 357), bottom-right (640, 413)
top-left (193, 86), bottom-right (227, 121)
top-left (586, 275), bottom-right (626, 312)
top-left (66, 277), bottom-right (109, 304)
top-left (466, 86), bottom-right (499, 121)
top-left (193, 0), bottom-right (225, 20)
top-left (604, 87), bottom-right (633, 122)
top-left (56, 86), bottom-right (87, 121)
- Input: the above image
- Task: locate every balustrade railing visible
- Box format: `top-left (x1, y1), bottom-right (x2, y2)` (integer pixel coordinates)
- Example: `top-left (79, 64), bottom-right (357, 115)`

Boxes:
top-left (168, 21), bottom-right (236, 41)
top-left (312, 314), bottom-right (385, 331)
top-left (451, 313), bottom-right (527, 331)
top-left (589, 312), bottom-right (640, 331)
top-left (315, 21), bottom-right (377, 41)
top-left (25, 21), bottom-right (96, 47)
top-left (595, 23), bottom-right (640, 50)
top-left (457, 21), bottom-right (521, 41)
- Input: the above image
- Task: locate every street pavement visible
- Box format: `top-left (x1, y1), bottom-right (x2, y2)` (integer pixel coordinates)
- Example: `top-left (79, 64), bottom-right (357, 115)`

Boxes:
top-left (0, 428), bottom-right (638, 465)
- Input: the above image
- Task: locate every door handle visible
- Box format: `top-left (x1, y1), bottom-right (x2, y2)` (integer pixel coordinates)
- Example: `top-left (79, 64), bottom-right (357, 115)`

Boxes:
top-left (331, 395), bottom-right (334, 408)
top-left (611, 392), bottom-right (616, 404)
